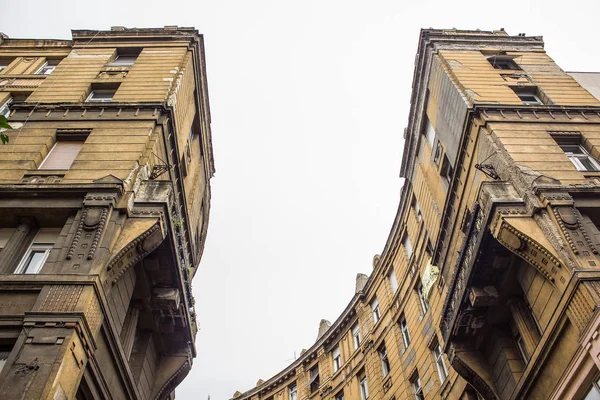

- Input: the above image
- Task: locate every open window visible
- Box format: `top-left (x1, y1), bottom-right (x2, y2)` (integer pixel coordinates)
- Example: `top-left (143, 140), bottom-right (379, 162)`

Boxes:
top-left (36, 60), bottom-right (60, 75)
top-left (378, 343), bottom-right (391, 377)
top-left (86, 83), bottom-right (119, 103)
top-left (309, 365), bottom-right (320, 393)
top-left (487, 56), bottom-right (520, 70)
top-left (106, 48), bottom-right (141, 67)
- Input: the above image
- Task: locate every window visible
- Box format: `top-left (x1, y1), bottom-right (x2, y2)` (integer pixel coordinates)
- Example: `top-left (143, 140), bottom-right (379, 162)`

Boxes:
top-left (433, 140), bottom-right (443, 165)
top-left (0, 98), bottom-right (12, 118)
top-left (412, 196), bottom-right (422, 222)
top-left (288, 384), bottom-right (297, 400)
top-left (378, 343), bottom-right (391, 377)
top-left (411, 375), bottom-right (425, 400)
top-left (559, 143), bottom-right (600, 172)
top-left (432, 342), bottom-right (448, 383)
top-left (513, 87), bottom-right (543, 105)
top-left (403, 233), bottom-right (413, 260)
top-left (36, 60), bottom-right (59, 75)
top-left (460, 208), bottom-right (473, 234)
top-left (440, 154), bottom-right (453, 184)
top-left (15, 229), bottom-right (58, 274)
top-left (0, 345), bottom-right (13, 373)
top-left (106, 49), bottom-right (141, 67)
top-left (309, 365), bottom-right (320, 393)
top-left (39, 140), bottom-right (85, 170)
top-left (416, 280), bottom-right (429, 315)
top-left (424, 117), bottom-right (435, 148)
top-left (515, 333), bottom-right (529, 363)
top-left (0, 228), bottom-right (12, 252)
top-left (359, 376), bottom-right (369, 400)
top-left (352, 323), bottom-right (361, 350)
top-left (371, 297), bottom-right (381, 324)
top-left (0, 63), bottom-right (8, 72)
top-left (388, 269), bottom-right (398, 294)
top-left (86, 88), bottom-right (116, 102)
top-left (399, 315), bottom-right (411, 350)
top-left (335, 391), bottom-right (344, 400)
top-left (488, 56), bottom-right (520, 70)
top-left (583, 375), bottom-right (600, 400)
top-left (332, 345), bottom-right (341, 372)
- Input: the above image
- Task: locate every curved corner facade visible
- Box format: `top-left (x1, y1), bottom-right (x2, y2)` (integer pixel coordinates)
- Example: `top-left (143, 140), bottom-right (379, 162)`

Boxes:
top-left (232, 29), bottom-right (600, 400)
top-left (0, 26), bottom-right (213, 399)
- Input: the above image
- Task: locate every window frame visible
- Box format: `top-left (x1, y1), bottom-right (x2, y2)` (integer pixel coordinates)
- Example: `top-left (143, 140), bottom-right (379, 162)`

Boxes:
top-left (388, 268), bottom-right (398, 294)
top-left (399, 315), bottom-right (411, 350)
top-left (412, 196), bottom-right (422, 222)
top-left (106, 55), bottom-right (138, 67)
top-left (332, 344), bottom-right (341, 372)
top-left (35, 60), bottom-right (59, 75)
top-left (0, 98), bottom-right (13, 118)
top-left (39, 139), bottom-right (86, 170)
top-left (432, 342), bottom-right (449, 383)
top-left (424, 117), bottom-right (435, 148)
top-left (86, 89), bottom-right (116, 103)
top-left (308, 365), bottom-right (320, 393)
top-left (15, 242), bottom-right (53, 274)
top-left (416, 280), bottom-right (429, 315)
top-left (352, 323), bottom-right (361, 350)
top-left (371, 297), bottom-right (381, 324)
top-left (378, 344), bottom-right (391, 377)
top-left (288, 384), bottom-right (297, 400)
top-left (403, 233), bottom-right (413, 260)
top-left (487, 56), bottom-right (520, 71)
top-left (359, 376), bottom-right (369, 400)
top-left (560, 143), bottom-right (600, 172)
top-left (411, 375), bottom-right (425, 400)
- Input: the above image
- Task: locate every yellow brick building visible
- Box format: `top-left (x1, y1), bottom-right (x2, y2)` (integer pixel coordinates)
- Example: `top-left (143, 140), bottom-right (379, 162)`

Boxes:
top-left (0, 26), bottom-right (213, 399)
top-left (232, 29), bottom-right (600, 400)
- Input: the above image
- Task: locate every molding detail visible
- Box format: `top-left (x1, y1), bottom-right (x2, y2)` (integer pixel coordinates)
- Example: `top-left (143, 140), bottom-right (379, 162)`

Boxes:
top-left (106, 223), bottom-right (163, 284)
top-left (494, 219), bottom-right (565, 289)
top-left (152, 360), bottom-right (190, 400)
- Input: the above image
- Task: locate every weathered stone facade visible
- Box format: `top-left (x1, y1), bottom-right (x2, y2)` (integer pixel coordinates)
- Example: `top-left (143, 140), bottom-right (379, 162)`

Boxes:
top-left (231, 29), bottom-right (600, 400)
top-left (0, 26), bottom-right (213, 399)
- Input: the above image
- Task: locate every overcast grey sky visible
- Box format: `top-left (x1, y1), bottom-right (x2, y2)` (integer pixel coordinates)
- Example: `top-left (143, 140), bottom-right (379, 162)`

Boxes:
top-left (4, 0), bottom-right (600, 399)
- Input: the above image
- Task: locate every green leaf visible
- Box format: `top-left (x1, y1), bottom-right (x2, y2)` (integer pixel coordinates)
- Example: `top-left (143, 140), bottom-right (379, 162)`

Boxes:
top-left (0, 133), bottom-right (9, 144)
top-left (0, 115), bottom-right (12, 130)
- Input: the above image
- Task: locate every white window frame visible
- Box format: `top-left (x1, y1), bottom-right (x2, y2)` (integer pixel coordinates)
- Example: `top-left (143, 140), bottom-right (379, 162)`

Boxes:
top-left (412, 376), bottom-right (424, 400)
top-left (424, 118), bottom-right (435, 148)
top-left (15, 243), bottom-right (53, 274)
top-left (416, 280), bottom-right (429, 315)
top-left (403, 233), bottom-right (413, 260)
top-left (288, 384), bottom-right (297, 400)
top-left (413, 196), bottom-right (422, 222)
top-left (400, 316), bottom-right (411, 350)
top-left (371, 297), bottom-right (381, 324)
top-left (86, 89), bottom-right (115, 103)
top-left (388, 269), bottom-right (398, 294)
top-left (359, 376), bottom-right (369, 400)
top-left (0, 98), bottom-right (13, 118)
top-left (35, 60), bottom-right (58, 75)
top-left (0, 348), bottom-right (11, 373)
top-left (433, 343), bottom-right (448, 383)
top-left (106, 55), bottom-right (137, 66)
top-left (561, 144), bottom-right (600, 172)
top-left (332, 345), bottom-right (341, 372)
top-left (379, 345), bottom-right (390, 377)
top-left (515, 333), bottom-right (529, 363)
top-left (352, 323), bottom-right (361, 350)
